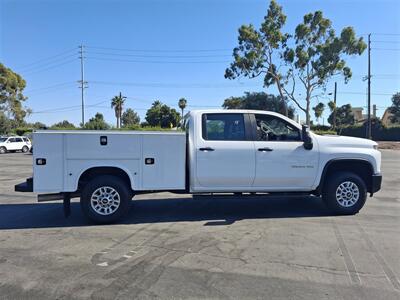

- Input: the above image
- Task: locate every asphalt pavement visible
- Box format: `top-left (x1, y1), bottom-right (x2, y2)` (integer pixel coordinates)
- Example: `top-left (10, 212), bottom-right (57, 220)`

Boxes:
top-left (0, 151), bottom-right (399, 299)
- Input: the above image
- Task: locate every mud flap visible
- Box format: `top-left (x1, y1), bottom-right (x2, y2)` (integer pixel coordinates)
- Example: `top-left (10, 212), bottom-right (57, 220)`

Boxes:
top-left (63, 193), bottom-right (71, 218)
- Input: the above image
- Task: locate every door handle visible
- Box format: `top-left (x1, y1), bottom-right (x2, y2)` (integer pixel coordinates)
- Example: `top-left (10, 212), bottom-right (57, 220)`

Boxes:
top-left (258, 147), bottom-right (273, 152)
top-left (199, 147), bottom-right (215, 152)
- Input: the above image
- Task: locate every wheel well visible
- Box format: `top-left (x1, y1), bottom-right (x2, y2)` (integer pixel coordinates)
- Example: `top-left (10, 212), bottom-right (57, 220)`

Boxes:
top-left (319, 160), bottom-right (373, 194)
top-left (78, 167), bottom-right (132, 191)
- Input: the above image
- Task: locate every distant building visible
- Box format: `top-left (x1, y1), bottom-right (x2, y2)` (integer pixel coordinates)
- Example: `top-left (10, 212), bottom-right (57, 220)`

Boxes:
top-left (351, 106), bottom-right (379, 124)
top-left (351, 107), bottom-right (367, 123)
top-left (381, 108), bottom-right (395, 127)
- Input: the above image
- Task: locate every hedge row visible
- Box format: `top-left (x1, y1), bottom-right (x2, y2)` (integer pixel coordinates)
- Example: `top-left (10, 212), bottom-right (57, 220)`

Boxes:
top-left (339, 125), bottom-right (400, 141)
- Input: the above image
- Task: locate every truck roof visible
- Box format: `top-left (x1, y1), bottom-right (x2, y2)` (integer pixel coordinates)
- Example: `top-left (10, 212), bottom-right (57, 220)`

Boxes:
top-left (190, 109), bottom-right (289, 116)
top-left (189, 109), bottom-right (301, 127)
top-left (34, 130), bottom-right (184, 135)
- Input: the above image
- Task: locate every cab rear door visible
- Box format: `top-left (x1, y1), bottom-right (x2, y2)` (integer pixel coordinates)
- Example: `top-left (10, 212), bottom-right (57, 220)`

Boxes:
top-left (195, 113), bottom-right (255, 188)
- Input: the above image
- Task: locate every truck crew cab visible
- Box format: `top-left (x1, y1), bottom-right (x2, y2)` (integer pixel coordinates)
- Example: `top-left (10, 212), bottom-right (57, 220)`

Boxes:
top-left (15, 110), bottom-right (382, 223)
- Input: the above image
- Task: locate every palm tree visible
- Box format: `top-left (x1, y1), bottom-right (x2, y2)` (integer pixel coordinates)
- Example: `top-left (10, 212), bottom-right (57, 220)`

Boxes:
top-left (178, 98), bottom-right (187, 120)
top-left (111, 92), bottom-right (126, 128)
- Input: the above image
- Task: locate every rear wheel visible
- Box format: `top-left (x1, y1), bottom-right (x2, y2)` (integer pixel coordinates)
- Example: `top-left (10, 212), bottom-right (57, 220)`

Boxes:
top-left (80, 175), bottom-right (132, 223)
top-left (323, 171), bottom-right (367, 215)
top-left (0, 147), bottom-right (6, 154)
top-left (22, 146), bottom-right (29, 153)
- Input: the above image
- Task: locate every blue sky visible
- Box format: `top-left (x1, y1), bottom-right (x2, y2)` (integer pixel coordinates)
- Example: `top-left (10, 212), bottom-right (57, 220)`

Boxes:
top-left (1, 0), bottom-right (399, 126)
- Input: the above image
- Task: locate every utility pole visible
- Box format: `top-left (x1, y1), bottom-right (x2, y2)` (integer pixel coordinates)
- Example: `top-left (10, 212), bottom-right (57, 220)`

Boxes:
top-left (78, 45), bottom-right (88, 126)
top-left (367, 34), bottom-right (372, 139)
top-left (333, 82), bottom-right (337, 130)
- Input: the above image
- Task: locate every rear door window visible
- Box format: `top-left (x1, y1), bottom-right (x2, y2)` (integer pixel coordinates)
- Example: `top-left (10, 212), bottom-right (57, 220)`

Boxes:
top-left (202, 113), bottom-right (246, 141)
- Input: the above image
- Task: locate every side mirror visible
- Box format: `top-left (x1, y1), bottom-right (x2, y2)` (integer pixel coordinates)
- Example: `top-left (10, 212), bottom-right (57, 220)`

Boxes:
top-left (302, 125), bottom-right (313, 150)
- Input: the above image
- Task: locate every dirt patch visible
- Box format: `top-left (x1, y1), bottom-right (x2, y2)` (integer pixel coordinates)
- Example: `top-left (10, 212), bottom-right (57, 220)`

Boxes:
top-left (378, 141), bottom-right (400, 150)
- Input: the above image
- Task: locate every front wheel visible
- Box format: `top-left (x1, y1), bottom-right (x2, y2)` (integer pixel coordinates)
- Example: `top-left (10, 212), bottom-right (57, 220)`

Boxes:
top-left (80, 175), bottom-right (132, 223)
top-left (323, 171), bottom-right (367, 215)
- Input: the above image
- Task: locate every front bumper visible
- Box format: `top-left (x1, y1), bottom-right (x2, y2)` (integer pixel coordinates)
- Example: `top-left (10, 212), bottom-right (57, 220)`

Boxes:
top-left (14, 177), bottom-right (33, 192)
top-left (371, 173), bottom-right (382, 194)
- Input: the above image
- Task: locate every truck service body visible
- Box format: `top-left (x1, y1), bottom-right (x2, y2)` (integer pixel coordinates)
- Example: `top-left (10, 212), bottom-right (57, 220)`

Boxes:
top-left (15, 110), bottom-right (382, 223)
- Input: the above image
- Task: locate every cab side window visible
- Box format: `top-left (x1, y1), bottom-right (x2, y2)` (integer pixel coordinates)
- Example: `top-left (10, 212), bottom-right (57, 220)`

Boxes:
top-left (203, 113), bottom-right (245, 141)
top-left (255, 114), bottom-right (301, 141)
top-left (8, 138), bottom-right (16, 143)
top-left (15, 138), bottom-right (23, 142)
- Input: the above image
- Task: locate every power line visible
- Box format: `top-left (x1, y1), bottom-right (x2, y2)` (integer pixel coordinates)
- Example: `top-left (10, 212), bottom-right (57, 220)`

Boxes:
top-left (372, 48), bottom-right (400, 51)
top-left (373, 41), bottom-right (400, 44)
top-left (86, 57), bottom-right (230, 64)
top-left (338, 91), bottom-right (392, 96)
top-left (85, 45), bottom-right (232, 53)
top-left (371, 33), bottom-right (400, 36)
top-left (22, 59), bottom-right (77, 76)
top-left (25, 81), bottom-right (77, 93)
top-left (89, 80), bottom-right (259, 88)
top-left (16, 47), bottom-right (77, 69)
top-left (85, 51), bottom-right (231, 58)
top-left (31, 99), bottom-right (109, 114)
top-left (18, 53), bottom-right (78, 72)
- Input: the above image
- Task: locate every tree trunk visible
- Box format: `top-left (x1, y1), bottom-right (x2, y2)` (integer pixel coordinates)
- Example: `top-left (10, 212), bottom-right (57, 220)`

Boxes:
top-left (275, 83), bottom-right (288, 117)
top-left (306, 97), bottom-right (311, 127)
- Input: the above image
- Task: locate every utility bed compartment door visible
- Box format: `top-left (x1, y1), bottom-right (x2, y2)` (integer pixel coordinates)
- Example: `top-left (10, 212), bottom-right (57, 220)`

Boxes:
top-left (66, 134), bottom-right (141, 159)
top-left (33, 133), bottom-right (64, 193)
top-left (142, 134), bottom-right (186, 190)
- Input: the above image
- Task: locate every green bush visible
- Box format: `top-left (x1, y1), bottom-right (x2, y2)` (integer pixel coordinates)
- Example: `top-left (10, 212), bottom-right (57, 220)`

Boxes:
top-left (311, 125), bottom-right (332, 131)
top-left (13, 127), bottom-right (33, 136)
top-left (313, 130), bottom-right (337, 135)
top-left (118, 125), bottom-right (173, 131)
top-left (339, 125), bottom-right (400, 141)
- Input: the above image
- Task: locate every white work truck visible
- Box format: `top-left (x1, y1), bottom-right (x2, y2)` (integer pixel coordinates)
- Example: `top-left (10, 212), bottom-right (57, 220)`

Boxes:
top-left (15, 110), bottom-right (382, 223)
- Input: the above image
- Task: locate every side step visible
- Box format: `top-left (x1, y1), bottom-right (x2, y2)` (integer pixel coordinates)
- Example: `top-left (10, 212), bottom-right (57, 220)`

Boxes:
top-left (38, 192), bottom-right (80, 202)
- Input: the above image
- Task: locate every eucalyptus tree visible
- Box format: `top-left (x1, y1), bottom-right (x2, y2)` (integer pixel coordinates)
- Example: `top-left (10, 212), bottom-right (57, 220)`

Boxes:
top-left (0, 63), bottom-right (30, 125)
top-left (312, 102), bottom-right (325, 124)
top-left (225, 0), bottom-right (366, 125)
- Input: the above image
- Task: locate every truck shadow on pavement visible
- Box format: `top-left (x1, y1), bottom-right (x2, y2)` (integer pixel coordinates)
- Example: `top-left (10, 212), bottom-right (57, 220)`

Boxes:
top-left (0, 195), bottom-right (333, 230)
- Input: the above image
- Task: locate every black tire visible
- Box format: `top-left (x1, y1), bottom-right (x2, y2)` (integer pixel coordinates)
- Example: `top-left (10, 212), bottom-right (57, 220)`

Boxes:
top-left (80, 175), bottom-right (132, 224)
top-left (323, 171), bottom-right (367, 215)
top-left (22, 146), bottom-right (29, 153)
top-left (0, 147), bottom-right (6, 154)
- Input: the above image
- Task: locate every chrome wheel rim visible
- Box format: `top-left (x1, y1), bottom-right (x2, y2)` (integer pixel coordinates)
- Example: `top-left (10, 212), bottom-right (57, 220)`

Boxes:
top-left (336, 181), bottom-right (359, 207)
top-left (90, 186), bottom-right (120, 215)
